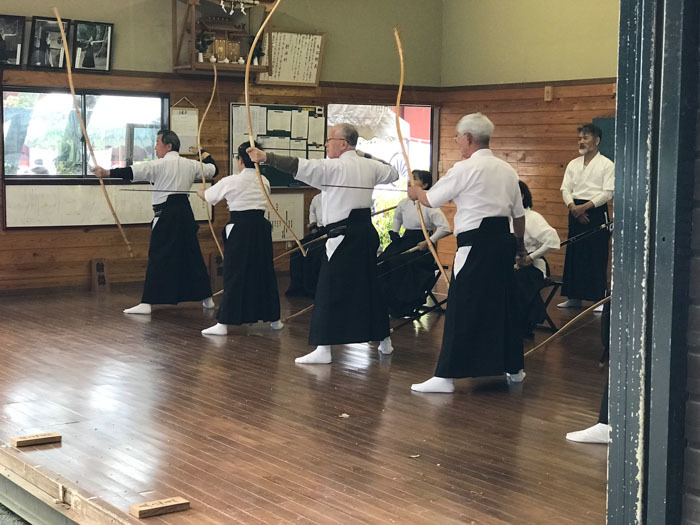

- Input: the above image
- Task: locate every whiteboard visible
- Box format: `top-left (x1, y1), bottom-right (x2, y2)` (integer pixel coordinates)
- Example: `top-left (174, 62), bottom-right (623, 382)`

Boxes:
top-left (5, 184), bottom-right (211, 227)
top-left (257, 31), bottom-right (324, 86)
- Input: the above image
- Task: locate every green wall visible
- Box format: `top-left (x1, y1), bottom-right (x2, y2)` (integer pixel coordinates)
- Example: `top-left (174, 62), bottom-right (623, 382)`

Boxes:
top-left (2, 0), bottom-right (620, 86)
top-left (273, 0), bottom-right (443, 87)
top-left (441, 0), bottom-right (619, 86)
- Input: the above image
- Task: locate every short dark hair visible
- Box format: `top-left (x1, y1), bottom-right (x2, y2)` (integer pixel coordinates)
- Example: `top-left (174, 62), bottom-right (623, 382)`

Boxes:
top-left (519, 180), bottom-right (533, 209)
top-left (238, 141), bottom-right (262, 169)
top-left (412, 169), bottom-right (433, 190)
top-left (157, 129), bottom-right (180, 152)
top-left (577, 123), bottom-right (602, 140)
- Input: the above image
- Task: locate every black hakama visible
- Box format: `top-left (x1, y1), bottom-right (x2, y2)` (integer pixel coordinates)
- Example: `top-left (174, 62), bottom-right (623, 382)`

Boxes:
top-left (378, 229), bottom-right (437, 318)
top-left (435, 217), bottom-right (523, 378)
top-left (141, 194), bottom-right (212, 305)
top-left (514, 265), bottom-right (547, 336)
top-left (217, 210), bottom-right (280, 325)
top-left (286, 228), bottom-right (326, 298)
top-left (561, 200), bottom-right (610, 301)
top-left (309, 208), bottom-right (390, 345)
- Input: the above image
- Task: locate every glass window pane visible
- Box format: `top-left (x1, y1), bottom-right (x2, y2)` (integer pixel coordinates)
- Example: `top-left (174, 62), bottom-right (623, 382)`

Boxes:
top-left (85, 94), bottom-right (162, 170)
top-left (3, 91), bottom-right (83, 176)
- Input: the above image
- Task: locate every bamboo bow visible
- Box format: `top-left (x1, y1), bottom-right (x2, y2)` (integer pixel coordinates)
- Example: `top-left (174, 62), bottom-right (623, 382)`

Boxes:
top-left (53, 8), bottom-right (133, 258)
top-left (523, 296), bottom-right (611, 357)
top-left (197, 64), bottom-right (224, 258)
top-left (245, 0), bottom-right (307, 257)
top-left (393, 28), bottom-right (449, 286)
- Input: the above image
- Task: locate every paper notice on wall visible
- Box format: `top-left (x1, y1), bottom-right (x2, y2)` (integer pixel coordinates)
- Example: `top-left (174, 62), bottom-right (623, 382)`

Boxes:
top-left (291, 110), bottom-right (309, 139)
top-left (267, 109), bottom-right (292, 132)
top-left (308, 115), bottom-right (325, 146)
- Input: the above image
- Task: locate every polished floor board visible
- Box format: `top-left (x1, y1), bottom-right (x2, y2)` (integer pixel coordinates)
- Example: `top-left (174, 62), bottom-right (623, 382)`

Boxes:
top-left (0, 281), bottom-right (607, 524)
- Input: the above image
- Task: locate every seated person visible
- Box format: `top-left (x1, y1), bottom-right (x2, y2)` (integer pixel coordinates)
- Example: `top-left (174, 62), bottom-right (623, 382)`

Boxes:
top-left (286, 192), bottom-right (326, 297)
top-left (514, 181), bottom-right (560, 335)
top-left (378, 170), bottom-right (451, 317)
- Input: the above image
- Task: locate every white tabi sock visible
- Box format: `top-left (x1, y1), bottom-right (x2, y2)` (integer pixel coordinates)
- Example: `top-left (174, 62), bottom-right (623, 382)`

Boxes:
top-left (201, 323), bottom-right (228, 336)
top-left (270, 320), bottom-right (284, 330)
top-left (123, 303), bottom-right (152, 315)
top-left (411, 376), bottom-right (455, 393)
top-left (295, 345), bottom-right (332, 364)
top-left (202, 297), bottom-right (215, 309)
top-left (378, 336), bottom-right (394, 355)
top-left (566, 423), bottom-right (611, 444)
top-left (506, 369), bottom-right (526, 383)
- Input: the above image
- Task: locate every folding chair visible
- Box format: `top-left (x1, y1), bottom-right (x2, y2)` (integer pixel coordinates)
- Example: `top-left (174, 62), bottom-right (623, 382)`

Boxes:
top-left (536, 258), bottom-right (562, 332)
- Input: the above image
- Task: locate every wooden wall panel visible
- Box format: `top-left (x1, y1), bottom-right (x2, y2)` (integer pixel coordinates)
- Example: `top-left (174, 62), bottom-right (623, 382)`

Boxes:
top-left (0, 69), bottom-right (434, 291)
top-left (437, 81), bottom-right (617, 276)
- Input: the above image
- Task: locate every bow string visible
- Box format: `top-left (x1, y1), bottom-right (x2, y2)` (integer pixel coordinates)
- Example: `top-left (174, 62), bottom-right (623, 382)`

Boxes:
top-left (53, 8), bottom-right (133, 258)
top-left (197, 64), bottom-right (224, 258)
top-left (245, 0), bottom-right (307, 257)
top-left (393, 28), bottom-right (449, 286)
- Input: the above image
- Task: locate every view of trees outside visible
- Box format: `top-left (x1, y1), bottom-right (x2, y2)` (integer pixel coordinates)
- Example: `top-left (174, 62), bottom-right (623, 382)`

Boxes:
top-left (3, 91), bottom-right (162, 177)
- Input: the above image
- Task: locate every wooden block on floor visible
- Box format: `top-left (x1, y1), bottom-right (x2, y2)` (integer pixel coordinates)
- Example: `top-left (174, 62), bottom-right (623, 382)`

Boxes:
top-left (129, 496), bottom-right (190, 519)
top-left (11, 433), bottom-right (62, 447)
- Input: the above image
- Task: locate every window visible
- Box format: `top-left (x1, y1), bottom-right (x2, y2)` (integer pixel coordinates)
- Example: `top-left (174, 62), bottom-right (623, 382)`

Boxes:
top-left (3, 88), bottom-right (168, 178)
top-left (327, 103), bottom-right (434, 247)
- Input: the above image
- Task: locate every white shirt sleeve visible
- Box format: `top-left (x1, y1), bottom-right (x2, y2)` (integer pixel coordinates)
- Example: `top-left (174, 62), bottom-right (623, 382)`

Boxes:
top-left (425, 207), bottom-right (452, 244)
top-left (425, 167), bottom-right (460, 208)
top-left (375, 161), bottom-right (400, 185)
top-left (204, 176), bottom-right (233, 206)
top-left (560, 161), bottom-right (575, 207)
top-left (527, 212), bottom-right (560, 261)
top-left (590, 160), bottom-right (615, 207)
top-left (295, 158), bottom-right (332, 190)
top-left (392, 199), bottom-right (405, 232)
top-left (511, 179), bottom-right (525, 219)
top-left (130, 159), bottom-right (163, 183)
top-left (309, 194), bottom-right (321, 224)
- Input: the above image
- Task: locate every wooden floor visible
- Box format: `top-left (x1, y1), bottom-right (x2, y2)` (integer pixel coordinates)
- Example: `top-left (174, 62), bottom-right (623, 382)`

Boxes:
top-left (0, 279), bottom-right (608, 524)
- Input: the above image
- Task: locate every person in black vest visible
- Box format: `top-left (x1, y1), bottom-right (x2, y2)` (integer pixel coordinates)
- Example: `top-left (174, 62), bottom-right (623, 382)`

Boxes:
top-left (407, 113), bottom-right (527, 393)
top-left (558, 123), bottom-right (614, 310)
top-left (92, 130), bottom-right (216, 315)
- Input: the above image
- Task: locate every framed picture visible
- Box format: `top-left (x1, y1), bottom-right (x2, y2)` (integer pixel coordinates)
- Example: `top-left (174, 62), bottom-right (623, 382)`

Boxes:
top-left (0, 15), bottom-right (25, 66)
top-left (72, 20), bottom-right (113, 72)
top-left (28, 16), bottom-right (70, 69)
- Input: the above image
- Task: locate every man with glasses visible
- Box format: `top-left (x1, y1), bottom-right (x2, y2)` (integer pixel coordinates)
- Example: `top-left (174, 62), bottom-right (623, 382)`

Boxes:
top-left (247, 123), bottom-right (398, 364)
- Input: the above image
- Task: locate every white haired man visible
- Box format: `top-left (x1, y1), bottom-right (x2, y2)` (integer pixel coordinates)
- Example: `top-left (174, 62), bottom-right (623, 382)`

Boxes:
top-left (407, 113), bottom-right (527, 393)
top-left (247, 123), bottom-right (398, 364)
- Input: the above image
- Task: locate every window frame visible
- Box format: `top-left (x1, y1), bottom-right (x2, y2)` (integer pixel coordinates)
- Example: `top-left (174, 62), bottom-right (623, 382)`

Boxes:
top-left (2, 86), bottom-right (170, 185)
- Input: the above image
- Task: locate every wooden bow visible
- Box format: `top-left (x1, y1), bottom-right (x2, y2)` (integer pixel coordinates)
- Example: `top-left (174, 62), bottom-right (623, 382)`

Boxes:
top-left (393, 28), bottom-right (449, 286)
top-left (197, 64), bottom-right (224, 258)
top-left (523, 296), bottom-right (611, 357)
top-left (245, 0), bottom-right (306, 257)
top-left (53, 8), bottom-right (133, 258)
